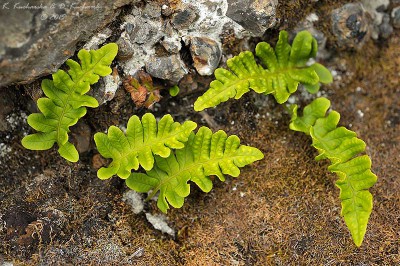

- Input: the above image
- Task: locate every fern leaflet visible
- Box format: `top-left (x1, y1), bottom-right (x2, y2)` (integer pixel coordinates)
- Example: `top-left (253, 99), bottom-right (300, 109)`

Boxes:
top-left (126, 127), bottom-right (264, 213)
top-left (21, 43), bottom-right (118, 162)
top-left (94, 113), bottom-right (197, 179)
top-left (194, 31), bottom-right (332, 111)
top-left (289, 97), bottom-right (377, 247)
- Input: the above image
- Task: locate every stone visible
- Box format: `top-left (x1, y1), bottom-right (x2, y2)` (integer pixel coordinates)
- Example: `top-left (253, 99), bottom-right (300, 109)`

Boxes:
top-left (379, 13), bottom-right (393, 39)
top-left (392, 7), bottom-right (400, 29)
top-left (362, 0), bottom-right (390, 39)
top-left (161, 4), bottom-right (174, 17)
top-left (331, 3), bottom-right (370, 49)
top-left (160, 37), bottom-right (182, 54)
top-left (116, 32), bottom-right (135, 61)
top-left (142, 2), bottom-right (161, 19)
top-left (128, 18), bottom-right (163, 45)
top-left (119, 0), bottom-right (247, 78)
top-left (171, 5), bottom-right (200, 30)
top-left (186, 36), bottom-right (222, 76)
top-left (83, 28), bottom-right (113, 50)
top-left (89, 68), bottom-right (121, 104)
top-left (145, 55), bottom-right (188, 83)
top-left (226, 0), bottom-right (278, 37)
top-left (0, 0), bottom-right (133, 88)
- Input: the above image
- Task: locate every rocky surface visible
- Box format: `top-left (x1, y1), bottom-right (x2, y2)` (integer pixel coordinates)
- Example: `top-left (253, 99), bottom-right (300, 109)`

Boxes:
top-left (331, 2), bottom-right (370, 48)
top-left (226, 0), bottom-right (278, 36)
top-left (0, 0), bottom-right (281, 89)
top-left (362, 0), bottom-right (392, 39)
top-left (145, 54), bottom-right (188, 83)
top-left (392, 7), bottom-right (400, 28)
top-left (0, 0), bottom-right (133, 88)
top-left (186, 36), bottom-right (222, 76)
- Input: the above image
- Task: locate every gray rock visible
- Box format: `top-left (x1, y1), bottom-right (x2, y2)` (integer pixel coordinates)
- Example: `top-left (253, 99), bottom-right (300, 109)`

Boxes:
top-left (226, 0), bottom-right (278, 37)
top-left (89, 71), bottom-right (120, 104)
top-left (171, 5), bottom-right (200, 30)
top-left (362, 0), bottom-right (390, 39)
top-left (145, 55), bottom-right (188, 83)
top-left (331, 3), bottom-right (370, 48)
top-left (392, 7), bottom-right (400, 28)
top-left (186, 36), bottom-right (222, 76)
top-left (122, 190), bottom-right (144, 214)
top-left (379, 13), bottom-right (393, 39)
top-left (128, 19), bottom-right (163, 45)
top-left (161, 4), bottom-right (174, 17)
top-left (116, 32), bottom-right (135, 61)
top-left (160, 37), bottom-right (182, 54)
top-left (142, 2), bottom-right (161, 19)
top-left (145, 213), bottom-right (175, 237)
top-left (0, 0), bottom-right (133, 88)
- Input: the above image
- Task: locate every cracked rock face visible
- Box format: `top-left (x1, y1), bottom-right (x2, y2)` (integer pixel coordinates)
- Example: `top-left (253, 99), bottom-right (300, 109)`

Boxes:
top-left (226, 0), bottom-right (278, 36)
top-left (331, 3), bottom-right (370, 48)
top-left (0, 0), bottom-right (133, 88)
top-left (187, 36), bottom-right (222, 76)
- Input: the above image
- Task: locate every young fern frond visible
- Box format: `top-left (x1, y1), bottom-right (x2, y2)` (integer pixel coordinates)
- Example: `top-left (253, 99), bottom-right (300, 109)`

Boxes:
top-left (94, 113), bottom-right (197, 179)
top-left (21, 43), bottom-right (118, 162)
top-left (126, 127), bottom-right (264, 213)
top-left (289, 97), bottom-right (377, 247)
top-left (194, 31), bottom-right (332, 111)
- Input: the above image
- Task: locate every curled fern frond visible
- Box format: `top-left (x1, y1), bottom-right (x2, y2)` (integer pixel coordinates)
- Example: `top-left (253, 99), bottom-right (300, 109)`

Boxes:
top-left (290, 97), bottom-right (377, 247)
top-left (21, 43), bottom-right (118, 162)
top-left (126, 127), bottom-right (264, 213)
top-left (194, 31), bottom-right (332, 111)
top-left (94, 113), bottom-right (197, 180)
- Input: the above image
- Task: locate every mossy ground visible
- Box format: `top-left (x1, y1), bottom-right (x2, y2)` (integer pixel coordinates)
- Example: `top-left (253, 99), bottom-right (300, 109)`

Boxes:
top-left (1, 7), bottom-right (399, 266)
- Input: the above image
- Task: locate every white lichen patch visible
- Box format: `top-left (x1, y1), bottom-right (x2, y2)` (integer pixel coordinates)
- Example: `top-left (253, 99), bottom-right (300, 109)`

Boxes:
top-left (145, 213), bottom-right (175, 237)
top-left (83, 28), bottom-right (113, 50)
top-left (122, 190), bottom-right (144, 214)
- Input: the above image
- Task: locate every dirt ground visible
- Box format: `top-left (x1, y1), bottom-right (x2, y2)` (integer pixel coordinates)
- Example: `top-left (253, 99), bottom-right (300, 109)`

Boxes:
top-left (1, 7), bottom-right (400, 266)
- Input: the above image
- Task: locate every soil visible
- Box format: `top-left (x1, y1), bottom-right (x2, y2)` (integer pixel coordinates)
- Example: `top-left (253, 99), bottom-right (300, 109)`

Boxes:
top-left (1, 7), bottom-right (400, 266)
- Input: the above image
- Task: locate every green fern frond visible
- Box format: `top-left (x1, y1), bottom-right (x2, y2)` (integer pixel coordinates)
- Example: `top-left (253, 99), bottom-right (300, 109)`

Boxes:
top-left (194, 31), bottom-right (332, 111)
top-left (289, 97), bottom-right (377, 247)
top-left (126, 126), bottom-right (264, 213)
top-left (94, 113), bottom-right (197, 180)
top-left (21, 43), bottom-right (118, 162)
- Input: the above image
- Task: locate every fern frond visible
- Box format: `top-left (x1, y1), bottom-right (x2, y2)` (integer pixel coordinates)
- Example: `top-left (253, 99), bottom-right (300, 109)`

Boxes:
top-left (94, 113), bottom-right (197, 180)
top-left (290, 97), bottom-right (377, 247)
top-left (21, 43), bottom-right (118, 162)
top-left (126, 127), bottom-right (264, 213)
top-left (194, 31), bottom-right (332, 111)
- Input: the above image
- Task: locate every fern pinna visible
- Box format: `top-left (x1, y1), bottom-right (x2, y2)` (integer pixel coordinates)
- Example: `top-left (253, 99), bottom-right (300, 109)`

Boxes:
top-left (289, 98), bottom-right (377, 247)
top-left (94, 113), bottom-right (197, 179)
top-left (95, 114), bottom-right (264, 213)
top-left (194, 30), bottom-right (332, 111)
top-left (21, 43), bottom-right (118, 162)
